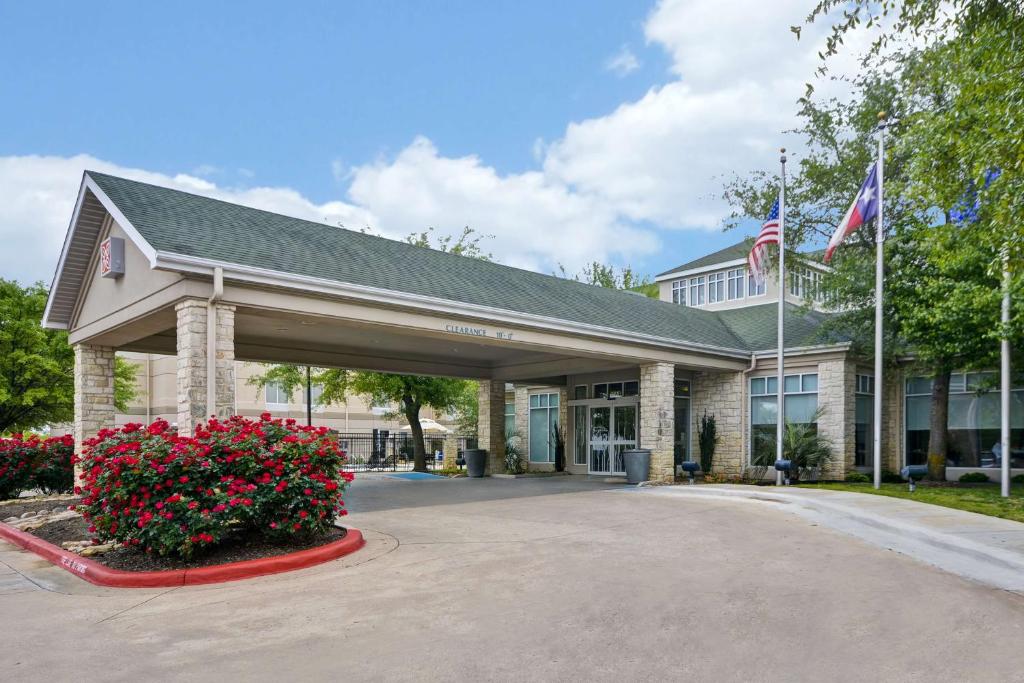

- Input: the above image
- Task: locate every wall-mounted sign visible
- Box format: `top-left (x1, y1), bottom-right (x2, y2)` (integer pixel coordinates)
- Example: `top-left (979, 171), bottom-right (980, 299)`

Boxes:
top-left (444, 323), bottom-right (515, 341)
top-left (100, 237), bottom-right (125, 279)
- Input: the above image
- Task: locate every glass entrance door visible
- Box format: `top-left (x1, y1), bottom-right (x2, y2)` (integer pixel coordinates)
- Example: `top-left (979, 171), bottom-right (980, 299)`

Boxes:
top-left (674, 398), bottom-right (690, 469)
top-left (588, 404), bottom-right (637, 475)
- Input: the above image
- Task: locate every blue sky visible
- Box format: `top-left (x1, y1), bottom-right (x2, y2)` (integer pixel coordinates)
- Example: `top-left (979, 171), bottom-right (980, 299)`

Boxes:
top-left (0, 1), bottom-right (854, 285)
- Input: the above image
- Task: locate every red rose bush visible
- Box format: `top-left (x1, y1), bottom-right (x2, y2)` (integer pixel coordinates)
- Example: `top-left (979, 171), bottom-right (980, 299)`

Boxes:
top-left (74, 414), bottom-right (353, 558)
top-left (0, 433), bottom-right (75, 500)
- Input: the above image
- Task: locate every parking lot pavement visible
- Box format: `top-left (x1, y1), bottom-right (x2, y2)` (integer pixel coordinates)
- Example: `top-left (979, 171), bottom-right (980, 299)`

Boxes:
top-left (3, 475), bottom-right (1024, 682)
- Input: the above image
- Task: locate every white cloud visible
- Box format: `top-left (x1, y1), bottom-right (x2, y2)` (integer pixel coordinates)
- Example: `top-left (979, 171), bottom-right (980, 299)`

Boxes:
top-left (347, 137), bottom-right (657, 273)
top-left (0, 155), bottom-right (375, 285)
top-left (605, 45), bottom-right (641, 77)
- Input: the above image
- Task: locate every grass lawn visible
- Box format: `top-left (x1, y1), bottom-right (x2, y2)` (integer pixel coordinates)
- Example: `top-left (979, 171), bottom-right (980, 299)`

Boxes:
top-left (798, 482), bottom-right (1024, 523)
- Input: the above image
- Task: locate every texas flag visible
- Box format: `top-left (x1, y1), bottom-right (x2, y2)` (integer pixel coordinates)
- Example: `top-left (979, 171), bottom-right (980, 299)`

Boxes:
top-left (824, 163), bottom-right (880, 263)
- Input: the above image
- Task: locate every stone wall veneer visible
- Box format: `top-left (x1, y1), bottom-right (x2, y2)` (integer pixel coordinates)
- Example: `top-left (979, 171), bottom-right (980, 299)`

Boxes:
top-left (639, 362), bottom-right (675, 482)
top-left (477, 380), bottom-right (507, 474)
top-left (175, 299), bottom-right (235, 437)
top-left (73, 344), bottom-right (116, 467)
top-left (691, 370), bottom-right (744, 478)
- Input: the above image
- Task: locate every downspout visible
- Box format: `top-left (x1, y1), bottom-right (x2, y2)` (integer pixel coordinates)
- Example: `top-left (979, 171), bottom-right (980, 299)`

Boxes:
top-left (207, 267), bottom-right (224, 421)
top-left (741, 353), bottom-right (758, 473)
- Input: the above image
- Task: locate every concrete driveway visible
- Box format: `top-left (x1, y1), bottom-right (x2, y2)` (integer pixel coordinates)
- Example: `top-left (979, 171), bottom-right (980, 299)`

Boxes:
top-left (3, 474), bottom-right (1024, 682)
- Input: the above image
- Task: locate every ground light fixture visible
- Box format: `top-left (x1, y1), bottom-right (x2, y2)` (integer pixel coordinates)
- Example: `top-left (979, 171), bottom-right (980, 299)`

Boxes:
top-left (680, 461), bottom-right (700, 485)
top-left (901, 465), bottom-right (928, 492)
top-left (774, 459), bottom-right (793, 486)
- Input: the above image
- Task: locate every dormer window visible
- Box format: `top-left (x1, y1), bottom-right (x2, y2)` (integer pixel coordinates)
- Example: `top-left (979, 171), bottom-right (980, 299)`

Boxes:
top-left (671, 279), bottom-right (686, 305)
top-left (688, 276), bottom-right (705, 306)
top-left (748, 272), bottom-right (766, 297)
top-left (727, 268), bottom-right (744, 300)
top-left (708, 272), bottom-right (725, 303)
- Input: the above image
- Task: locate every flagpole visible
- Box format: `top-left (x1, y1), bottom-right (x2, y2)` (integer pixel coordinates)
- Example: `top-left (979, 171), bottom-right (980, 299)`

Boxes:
top-left (777, 148), bottom-right (787, 485)
top-left (873, 113), bottom-right (887, 490)
top-left (1001, 246), bottom-right (1011, 497)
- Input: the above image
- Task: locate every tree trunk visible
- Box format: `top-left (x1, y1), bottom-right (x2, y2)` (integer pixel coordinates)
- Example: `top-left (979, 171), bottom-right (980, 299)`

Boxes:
top-left (927, 366), bottom-right (951, 482)
top-left (403, 398), bottom-right (428, 472)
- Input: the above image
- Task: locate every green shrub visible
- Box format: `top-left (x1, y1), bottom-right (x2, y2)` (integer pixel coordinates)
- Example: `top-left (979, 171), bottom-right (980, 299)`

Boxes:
top-left (698, 411), bottom-right (717, 474)
top-left (844, 471), bottom-right (871, 483)
top-left (1012, 474), bottom-right (1024, 485)
top-left (0, 434), bottom-right (75, 499)
top-left (958, 472), bottom-right (991, 483)
top-left (880, 470), bottom-right (904, 483)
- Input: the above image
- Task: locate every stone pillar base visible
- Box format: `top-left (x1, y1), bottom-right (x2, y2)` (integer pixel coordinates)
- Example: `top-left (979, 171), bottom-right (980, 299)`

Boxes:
top-left (73, 344), bottom-right (116, 476)
top-left (477, 380), bottom-right (506, 475)
top-left (640, 362), bottom-right (675, 483)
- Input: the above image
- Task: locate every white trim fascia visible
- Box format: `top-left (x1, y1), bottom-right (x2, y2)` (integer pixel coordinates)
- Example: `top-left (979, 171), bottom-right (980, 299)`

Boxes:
top-left (654, 258), bottom-right (747, 283)
top-left (154, 251), bottom-right (753, 360)
top-left (83, 175), bottom-right (159, 266)
top-left (42, 173), bottom-right (160, 328)
top-left (752, 342), bottom-right (852, 358)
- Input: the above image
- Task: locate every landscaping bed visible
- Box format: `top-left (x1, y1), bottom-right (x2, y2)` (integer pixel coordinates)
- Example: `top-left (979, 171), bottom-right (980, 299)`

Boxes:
top-left (0, 495), bottom-right (77, 521)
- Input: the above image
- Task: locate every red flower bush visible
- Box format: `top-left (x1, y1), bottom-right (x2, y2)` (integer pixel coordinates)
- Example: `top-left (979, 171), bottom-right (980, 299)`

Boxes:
top-left (0, 433), bottom-right (75, 500)
top-left (74, 414), bottom-right (353, 558)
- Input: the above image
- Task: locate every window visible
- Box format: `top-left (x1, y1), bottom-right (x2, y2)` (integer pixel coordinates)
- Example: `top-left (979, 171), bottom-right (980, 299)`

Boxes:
top-left (707, 272), bottom-right (725, 303)
top-left (623, 380), bottom-right (639, 397)
top-left (689, 276), bottom-right (705, 306)
top-left (672, 280), bottom-right (686, 305)
top-left (592, 381), bottom-right (637, 399)
top-left (674, 379), bottom-right (691, 398)
top-left (593, 383), bottom-right (608, 399)
top-left (574, 385), bottom-right (588, 400)
top-left (529, 393), bottom-right (560, 463)
top-left (749, 373), bottom-right (819, 466)
top-left (265, 382), bottom-right (289, 406)
top-left (789, 268), bottom-right (825, 303)
top-left (727, 268), bottom-right (744, 300)
top-left (504, 401), bottom-right (515, 436)
top-left (748, 272), bottom-right (766, 297)
top-left (905, 373), bottom-right (1024, 468)
top-left (855, 374), bottom-right (873, 467)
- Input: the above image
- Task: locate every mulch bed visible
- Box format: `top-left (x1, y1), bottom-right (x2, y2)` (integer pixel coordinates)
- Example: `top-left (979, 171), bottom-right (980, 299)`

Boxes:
top-left (5, 502), bottom-right (347, 572)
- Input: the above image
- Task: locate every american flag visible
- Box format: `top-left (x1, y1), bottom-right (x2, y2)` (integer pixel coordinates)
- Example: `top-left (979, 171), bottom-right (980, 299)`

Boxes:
top-left (748, 197), bottom-right (780, 285)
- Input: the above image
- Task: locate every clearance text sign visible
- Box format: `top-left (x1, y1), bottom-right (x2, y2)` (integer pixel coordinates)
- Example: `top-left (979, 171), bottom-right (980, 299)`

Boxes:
top-left (444, 323), bottom-right (515, 341)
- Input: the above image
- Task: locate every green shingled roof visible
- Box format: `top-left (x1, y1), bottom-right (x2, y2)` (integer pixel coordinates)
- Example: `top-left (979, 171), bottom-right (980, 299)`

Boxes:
top-left (86, 172), bottom-right (837, 354)
top-left (716, 302), bottom-right (833, 351)
top-left (88, 172), bottom-right (755, 352)
top-left (656, 239), bottom-right (753, 277)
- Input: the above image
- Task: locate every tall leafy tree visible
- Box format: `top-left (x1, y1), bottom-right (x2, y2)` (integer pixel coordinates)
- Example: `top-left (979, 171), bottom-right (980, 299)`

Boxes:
top-left (721, 71), bottom-right (1005, 479)
top-left (558, 262), bottom-right (659, 298)
top-left (1, 279), bottom-right (136, 434)
top-left (250, 228), bottom-right (489, 471)
top-left (798, 0), bottom-right (1024, 478)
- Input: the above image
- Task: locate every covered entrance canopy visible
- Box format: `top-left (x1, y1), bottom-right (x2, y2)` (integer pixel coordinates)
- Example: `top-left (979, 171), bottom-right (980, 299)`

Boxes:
top-left (45, 172), bottom-right (755, 480)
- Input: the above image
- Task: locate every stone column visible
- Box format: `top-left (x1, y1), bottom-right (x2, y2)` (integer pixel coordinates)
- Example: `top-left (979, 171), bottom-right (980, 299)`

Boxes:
top-left (640, 362), bottom-right (675, 483)
top-left (818, 359), bottom-right (855, 480)
top-left (175, 299), bottom-right (235, 436)
top-left (477, 379), bottom-right (507, 475)
top-left (442, 433), bottom-right (459, 469)
top-left (73, 344), bottom-right (116, 465)
top-left (692, 370), bottom-right (744, 478)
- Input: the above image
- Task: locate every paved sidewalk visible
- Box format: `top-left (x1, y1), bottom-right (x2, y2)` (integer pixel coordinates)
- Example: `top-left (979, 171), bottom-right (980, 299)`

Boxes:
top-left (645, 484), bottom-right (1024, 591)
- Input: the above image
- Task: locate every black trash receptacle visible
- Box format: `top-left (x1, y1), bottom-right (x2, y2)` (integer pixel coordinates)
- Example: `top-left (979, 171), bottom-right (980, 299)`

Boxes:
top-left (464, 448), bottom-right (487, 478)
top-left (623, 448), bottom-right (651, 484)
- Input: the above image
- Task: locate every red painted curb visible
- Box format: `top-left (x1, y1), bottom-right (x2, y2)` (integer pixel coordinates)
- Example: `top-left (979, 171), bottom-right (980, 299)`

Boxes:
top-left (0, 521), bottom-right (364, 588)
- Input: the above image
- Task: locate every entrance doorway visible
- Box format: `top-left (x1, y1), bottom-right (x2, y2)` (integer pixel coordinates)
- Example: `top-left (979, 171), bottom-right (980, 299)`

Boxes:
top-left (588, 404), bottom-right (637, 475)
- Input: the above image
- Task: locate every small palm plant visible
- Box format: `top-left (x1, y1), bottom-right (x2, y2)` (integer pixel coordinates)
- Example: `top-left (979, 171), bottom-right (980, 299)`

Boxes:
top-left (782, 408), bottom-right (834, 482)
top-left (504, 428), bottom-right (525, 474)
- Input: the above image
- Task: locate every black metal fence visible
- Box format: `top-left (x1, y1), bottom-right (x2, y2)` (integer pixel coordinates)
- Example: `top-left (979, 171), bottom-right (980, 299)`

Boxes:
top-left (335, 430), bottom-right (476, 472)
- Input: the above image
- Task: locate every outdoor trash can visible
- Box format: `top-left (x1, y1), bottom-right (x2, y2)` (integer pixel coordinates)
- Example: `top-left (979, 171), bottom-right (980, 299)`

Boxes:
top-left (464, 448), bottom-right (487, 478)
top-left (623, 448), bottom-right (651, 484)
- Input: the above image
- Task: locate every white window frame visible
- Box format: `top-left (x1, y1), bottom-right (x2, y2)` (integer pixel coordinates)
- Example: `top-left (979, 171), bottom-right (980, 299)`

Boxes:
top-left (748, 372), bottom-right (819, 466)
top-left (689, 276), bottom-right (705, 307)
top-left (747, 270), bottom-right (766, 297)
top-left (528, 392), bottom-right (560, 463)
top-left (727, 268), bottom-right (744, 300)
top-left (707, 272), bottom-right (725, 303)
top-left (671, 279), bottom-right (686, 305)
top-left (265, 381), bottom-right (290, 410)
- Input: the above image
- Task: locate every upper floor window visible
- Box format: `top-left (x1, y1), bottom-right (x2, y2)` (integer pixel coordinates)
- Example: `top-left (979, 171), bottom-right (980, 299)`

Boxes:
top-left (727, 268), bottom-right (744, 300)
top-left (265, 382), bottom-right (289, 406)
top-left (672, 279), bottom-right (686, 305)
top-left (689, 276), bottom-right (705, 306)
top-left (748, 272), bottom-right (766, 297)
top-left (708, 272), bottom-right (725, 303)
top-left (790, 268), bottom-right (824, 302)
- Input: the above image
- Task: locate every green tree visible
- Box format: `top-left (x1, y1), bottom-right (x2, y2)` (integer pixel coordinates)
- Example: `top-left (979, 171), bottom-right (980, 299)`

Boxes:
top-left (250, 227), bottom-right (490, 470)
top-left (558, 262), bottom-right (659, 298)
top-left (798, 0), bottom-right (1024, 478)
top-left (1, 279), bottom-right (136, 434)
top-left (721, 72), bottom-right (1004, 480)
